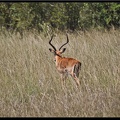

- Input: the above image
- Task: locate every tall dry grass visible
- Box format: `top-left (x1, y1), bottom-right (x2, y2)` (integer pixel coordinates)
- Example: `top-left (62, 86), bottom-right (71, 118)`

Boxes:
top-left (0, 29), bottom-right (120, 117)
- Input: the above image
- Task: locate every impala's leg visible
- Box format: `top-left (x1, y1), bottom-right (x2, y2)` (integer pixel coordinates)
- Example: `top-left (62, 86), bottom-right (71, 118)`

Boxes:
top-left (72, 64), bottom-right (81, 87)
top-left (64, 72), bottom-right (68, 87)
top-left (60, 73), bottom-right (68, 88)
top-left (75, 74), bottom-right (80, 86)
top-left (73, 73), bottom-right (80, 87)
top-left (60, 74), bottom-right (65, 87)
top-left (70, 70), bottom-right (80, 87)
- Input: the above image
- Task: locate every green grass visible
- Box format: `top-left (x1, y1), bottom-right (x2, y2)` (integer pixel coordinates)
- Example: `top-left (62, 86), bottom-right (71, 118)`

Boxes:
top-left (0, 29), bottom-right (120, 117)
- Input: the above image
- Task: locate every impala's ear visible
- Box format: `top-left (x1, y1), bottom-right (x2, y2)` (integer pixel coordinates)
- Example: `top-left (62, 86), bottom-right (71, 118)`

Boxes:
top-left (49, 48), bottom-right (55, 53)
top-left (60, 48), bottom-right (66, 53)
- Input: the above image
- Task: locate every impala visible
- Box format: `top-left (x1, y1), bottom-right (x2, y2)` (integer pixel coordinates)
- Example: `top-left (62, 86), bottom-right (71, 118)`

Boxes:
top-left (49, 34), bottom-right (81, 87)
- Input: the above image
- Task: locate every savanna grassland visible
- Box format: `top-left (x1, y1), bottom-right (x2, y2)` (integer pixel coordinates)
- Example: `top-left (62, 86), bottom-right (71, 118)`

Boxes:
top-left (0, 30), bottom-right (120, 117)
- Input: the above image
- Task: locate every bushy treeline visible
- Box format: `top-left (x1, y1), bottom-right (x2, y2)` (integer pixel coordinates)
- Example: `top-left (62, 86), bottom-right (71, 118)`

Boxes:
top-left (0, 2), bottom-right (120, 33)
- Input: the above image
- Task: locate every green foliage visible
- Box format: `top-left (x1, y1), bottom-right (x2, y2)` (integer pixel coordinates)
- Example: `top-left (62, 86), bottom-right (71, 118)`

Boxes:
top-left (0, 2), bottom-right (120, 33)
top-left (64, 3), bottom-right (82, 30)
top-left (0, 3), bottom-right (34, 33)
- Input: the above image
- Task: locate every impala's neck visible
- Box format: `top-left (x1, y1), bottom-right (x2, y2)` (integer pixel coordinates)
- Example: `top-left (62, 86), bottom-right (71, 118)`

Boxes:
top-left (55, 54), bottom-right (62, 66)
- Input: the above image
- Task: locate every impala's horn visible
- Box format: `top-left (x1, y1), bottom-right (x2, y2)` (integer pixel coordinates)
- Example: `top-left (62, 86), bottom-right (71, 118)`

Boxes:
top-left (59, 34), bottom-right (69, 50)
top-left (49, 35), bottom-right (56, 51)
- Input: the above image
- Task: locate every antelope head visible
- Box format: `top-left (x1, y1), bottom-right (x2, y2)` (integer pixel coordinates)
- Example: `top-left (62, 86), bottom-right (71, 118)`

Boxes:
top-left (49, 34), bottom-right (69, 58)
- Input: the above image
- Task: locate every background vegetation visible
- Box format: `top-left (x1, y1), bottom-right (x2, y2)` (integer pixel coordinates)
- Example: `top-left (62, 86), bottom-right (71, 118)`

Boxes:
top-left (0, 29), bottom-right (120, 117)
top-left (0, 2), bottom-right (120, 34)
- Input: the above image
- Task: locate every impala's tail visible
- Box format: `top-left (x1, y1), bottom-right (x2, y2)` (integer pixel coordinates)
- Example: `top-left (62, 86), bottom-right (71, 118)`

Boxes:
top-left (74, 62), bottom-right (81, 78)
